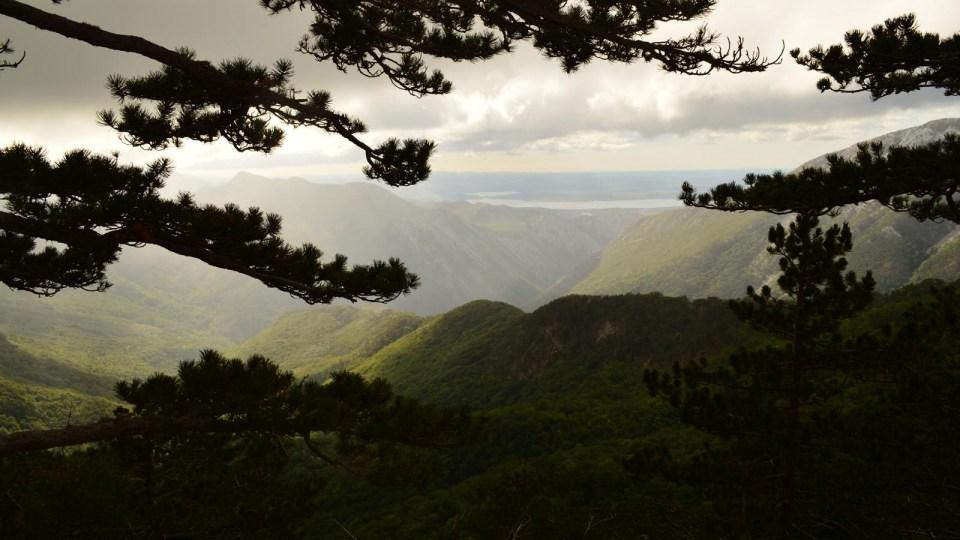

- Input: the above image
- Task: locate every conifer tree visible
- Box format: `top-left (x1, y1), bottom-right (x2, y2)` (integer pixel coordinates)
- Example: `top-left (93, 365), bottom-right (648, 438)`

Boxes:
top-left (794, 13), bottom-right (958, 99)
top-left (0, 350), bottom-right (470, 457)
top-left (0, 0), bottom-right (779, 304)
top-left (680, 14), bottom-right (960, 223)
top-left (0, 351), bottom-right (472, 537)
top-left (641, 13), bottom-right (960, 538)
top-left (640, 213), bottom-right (875, 537)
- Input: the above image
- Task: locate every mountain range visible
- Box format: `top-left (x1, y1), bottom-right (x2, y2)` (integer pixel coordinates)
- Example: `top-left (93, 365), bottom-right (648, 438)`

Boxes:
top-left (0, 117), bottom-right (958, 409)
top-left (572, 118), bottom-right (960, 298)
top-left (0, 179), bottom-right (643, 380)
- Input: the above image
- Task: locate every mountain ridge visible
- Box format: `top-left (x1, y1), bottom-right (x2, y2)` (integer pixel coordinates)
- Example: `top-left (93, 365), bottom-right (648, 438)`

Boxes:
top-left (798, 118), bottom-right (960, 171)
top-left (2, 118), bottom-right (958, 381)
top-left (573, 119), bottom-right (960, 299)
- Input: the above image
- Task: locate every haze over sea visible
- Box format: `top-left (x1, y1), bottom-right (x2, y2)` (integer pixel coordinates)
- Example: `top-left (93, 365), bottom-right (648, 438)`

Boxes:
top-left (177, 169), bottom-right (772, 210)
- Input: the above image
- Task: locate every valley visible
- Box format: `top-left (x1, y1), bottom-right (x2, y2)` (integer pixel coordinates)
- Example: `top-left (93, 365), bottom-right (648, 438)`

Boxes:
top-left (1, 118), bottom-right (959, 538)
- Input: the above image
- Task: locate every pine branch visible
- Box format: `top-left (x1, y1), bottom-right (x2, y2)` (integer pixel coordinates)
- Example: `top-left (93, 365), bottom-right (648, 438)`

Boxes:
top-left (0, 37), bottom-right (24, 69)
top-left (0, 0), bottom-right (433, 186)
top-left (679, 135), bottom-right (960, 223)
top-left (0, 351), bottom-right (473, 457)
top-left (0, 145), bottom-right (419, 302)
top-left (0, 209), bottom-right (417, 304)
top-left (792, 14), bottom-right (960, 99)
top-left (267, 0), bottom-right (781, 89)
top-left (0, 415), bottom-right (236, 457)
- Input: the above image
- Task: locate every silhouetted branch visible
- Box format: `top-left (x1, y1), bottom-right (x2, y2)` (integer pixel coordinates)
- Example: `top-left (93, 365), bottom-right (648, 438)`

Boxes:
top-left (0, 0), bottom-right (432, 186)
top-left (0, 415), bottom-right (235, 457)
top-left (0, 38), bottom-right (24, 69)
top-left (0, 208), bottom-right (417, 304)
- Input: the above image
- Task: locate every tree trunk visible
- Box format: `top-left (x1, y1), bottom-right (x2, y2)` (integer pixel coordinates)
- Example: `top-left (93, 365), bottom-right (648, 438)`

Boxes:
top-left (0, 415), bottom-right (235, 457)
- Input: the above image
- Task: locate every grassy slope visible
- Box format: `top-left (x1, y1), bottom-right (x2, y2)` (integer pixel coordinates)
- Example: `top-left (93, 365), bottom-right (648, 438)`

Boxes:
top-left (570, 208), bottom-right (774, 297)
top-left (573, 204), bottom-right (957, 299)
top-left (0, 334), bottom-right (115, 397)
top-left (914, 232), bottom-right (960, 282)
top-left (0, 282), bottom-right (233, 380)
top-left (228, 306), bottom-right (423, 377)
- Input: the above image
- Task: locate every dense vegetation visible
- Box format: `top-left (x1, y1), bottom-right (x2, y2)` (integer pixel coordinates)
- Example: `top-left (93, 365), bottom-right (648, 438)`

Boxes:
top-left (0, 335), bottom-right (116, 432)
top-left (659, 15), bottom-right (960, 536)
top-left (2, 286), bottom-right (955, 537)
top-left (0, 375), bottom-right (115, 433)
top-left (0, 292), bottom-right (752, 536)
top-left (228, 305), bottom-right (423, 378)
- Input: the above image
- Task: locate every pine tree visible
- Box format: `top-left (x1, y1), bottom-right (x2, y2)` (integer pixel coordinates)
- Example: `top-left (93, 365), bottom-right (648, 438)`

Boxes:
top-left (1, 0), bottom-right (780, 304)
top-left (640, 213), bottom-right (875, 537)
top-left (0, 351), bottom-right (473, 537)
top-left (0, 3), bottom-right (781, 534)
top-left (680, 14), bottom-right (960, 223)
top-left (639, 13), bottom-right (960, 538)
top-left (794, 13), bottom-right (958, 99)
top-left (0, 350), bottom-right (470, 457)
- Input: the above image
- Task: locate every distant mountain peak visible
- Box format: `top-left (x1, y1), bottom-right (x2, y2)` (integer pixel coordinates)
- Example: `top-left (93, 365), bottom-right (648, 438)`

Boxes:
top-left (798, 117), bottom-right (960, 172)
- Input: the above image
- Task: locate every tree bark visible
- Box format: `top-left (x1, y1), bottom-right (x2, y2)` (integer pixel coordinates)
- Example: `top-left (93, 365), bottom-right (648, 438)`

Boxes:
top-left (0, 415), bottom-right (237, 457)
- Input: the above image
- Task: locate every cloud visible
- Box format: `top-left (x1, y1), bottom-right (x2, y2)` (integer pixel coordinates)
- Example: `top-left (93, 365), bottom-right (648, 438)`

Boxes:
top-left (2, 0), bottom-right (958, 175)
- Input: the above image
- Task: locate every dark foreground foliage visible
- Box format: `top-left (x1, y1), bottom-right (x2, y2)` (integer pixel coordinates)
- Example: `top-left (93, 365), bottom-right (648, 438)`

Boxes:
top-left (0, 352), bottom-right (470, 539)
top-left (0, 286), bottom-right (956, 539)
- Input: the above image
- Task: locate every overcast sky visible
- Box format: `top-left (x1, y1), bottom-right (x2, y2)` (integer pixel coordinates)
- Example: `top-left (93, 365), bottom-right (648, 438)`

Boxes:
top-left (2, 0), bottom-right (958, 185)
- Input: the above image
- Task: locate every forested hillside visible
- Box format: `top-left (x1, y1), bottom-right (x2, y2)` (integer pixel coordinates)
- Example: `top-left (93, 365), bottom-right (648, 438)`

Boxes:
top-left (354, 294), bottom-right (753, 408)
top-left (196, 175), bottom-right (643, 314)
top-left (0, 291), bottom-right (760, 536)
top-left (0, 274), bottom-right (235, 379)
top-left (0, 336), bottom-right (116, 432)
top-left (1, 280), bottom-right (955, 537)
top-left (573, 203), bottom-right (957, 297)
top-left (232, 285), bottom-right (956, 538)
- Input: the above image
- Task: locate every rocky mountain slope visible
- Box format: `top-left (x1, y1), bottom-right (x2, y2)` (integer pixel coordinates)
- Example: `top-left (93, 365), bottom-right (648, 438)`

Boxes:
top-left (573, 119), bottom-right (960, 298)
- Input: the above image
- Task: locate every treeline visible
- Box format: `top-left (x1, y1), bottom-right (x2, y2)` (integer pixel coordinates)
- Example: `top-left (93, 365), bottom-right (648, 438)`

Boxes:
top-left (1, 284), bottom-right (957, 538)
